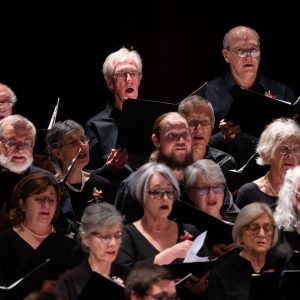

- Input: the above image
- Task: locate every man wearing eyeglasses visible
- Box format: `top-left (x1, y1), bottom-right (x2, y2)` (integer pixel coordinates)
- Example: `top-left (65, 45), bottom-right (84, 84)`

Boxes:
top-left (85, 47), bottom-right (146, 192)
top-left (0, 115), bottom-right (55, 230)
top-left (0, 83), bottom-right (17, 121)
top-left (194, 26), bottom-right (296, 187)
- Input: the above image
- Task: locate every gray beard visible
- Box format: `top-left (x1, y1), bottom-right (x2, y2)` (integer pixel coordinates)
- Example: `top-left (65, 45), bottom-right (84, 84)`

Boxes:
top-left (0, 154), bottom-right (33, 173)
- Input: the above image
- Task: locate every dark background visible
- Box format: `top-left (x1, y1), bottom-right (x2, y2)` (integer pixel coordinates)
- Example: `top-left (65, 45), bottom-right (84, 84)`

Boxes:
top-left (1, 1), bottom-right (299, 129)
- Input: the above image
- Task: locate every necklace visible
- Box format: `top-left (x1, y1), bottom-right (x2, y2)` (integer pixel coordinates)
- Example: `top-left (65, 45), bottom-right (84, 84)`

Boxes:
top-left (266, 171), bottom-right (277, 196)
top-left (20, 223), bottom-right (54, 239)
top-left (65, 171), bottom-right (86, 193)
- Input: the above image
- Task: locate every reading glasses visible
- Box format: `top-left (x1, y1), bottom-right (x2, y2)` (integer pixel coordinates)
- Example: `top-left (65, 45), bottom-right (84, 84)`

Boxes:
top-left (60, 137), bottom-right (89, 149)
top-left (187, 119), bottom-right (212, 129)
top-left (112, 70), bottom-right (141, 80)
top-left (245, 223), bottom-right (275, 236)
top-left (0, 101), bottom-right (13, 108)
top-left (190, 184), bottom-right (225, 196)
top-left (278, 145), bottom-right (300, 155)
top-left (227, 47), bottom-right (260, 58)
top-left (91, 231), bottom-right (122, 243)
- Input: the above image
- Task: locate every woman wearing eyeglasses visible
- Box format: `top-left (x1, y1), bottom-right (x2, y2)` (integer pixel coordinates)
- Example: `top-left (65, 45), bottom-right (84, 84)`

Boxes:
top-left (56, 202), bottom-right (128, 300)
top-left (236, 118), bottom-right (300, 211)
top-left (45, 120), bottom-right (114, 233)
top-left (206, 202), bottom-right (279, 300)
top-left (116, 162), bottom-right (200, 268)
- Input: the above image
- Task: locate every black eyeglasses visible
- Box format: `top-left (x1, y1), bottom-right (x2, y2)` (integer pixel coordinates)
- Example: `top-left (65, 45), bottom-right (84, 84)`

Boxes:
top-left (112, 70), bottom-right (141, 80)
top-left (245, 223), bottom-right (275, 236)
top-left (190, 184), bottom-right (225, 196)
top-left (148, 189), bottom-right (177, 200)
top-left (227, 47), bottom-right (260, 58)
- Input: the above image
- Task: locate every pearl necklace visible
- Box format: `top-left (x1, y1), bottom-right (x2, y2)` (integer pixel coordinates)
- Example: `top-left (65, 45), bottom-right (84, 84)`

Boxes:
top-left (21, 223), bottom-right (54, 239)
top-left (266, 171), bottom-right (277, 196)
top-left (65, 171), bottom-right (86, 193)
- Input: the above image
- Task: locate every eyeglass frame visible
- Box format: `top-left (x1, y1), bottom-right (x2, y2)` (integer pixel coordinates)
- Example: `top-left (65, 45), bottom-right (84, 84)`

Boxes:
top-left (226, 47), bottom-right (260, 58)
top-left (190, 184), bottom-right (225, 196)
top-left (187, 119), bottom-right (212, 129)
top-left (0, 139), bottom-right (34, 150)
top-left (112, 70), bottom-right (141, 80)
top-left (148, 189), bottom-right (178, 200)
top-left (0, 101), bottom-right (13, 108)
top-left (277, 144), bottom-right (300, 155)
top-left (59, 137), bottom-right (89, 149)
top-left (244, 223), bottom-right (275, 236)
top-left (91, 231), bottom-right (122, 243)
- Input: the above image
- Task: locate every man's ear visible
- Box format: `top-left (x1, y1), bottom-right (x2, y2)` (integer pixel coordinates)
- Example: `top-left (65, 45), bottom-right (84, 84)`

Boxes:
top-left (222, 48), bottom-right (230, 63)
top-left (151, 134), bottom-right (160, 149)
top-left (107, 78), bottom-right (114, 92)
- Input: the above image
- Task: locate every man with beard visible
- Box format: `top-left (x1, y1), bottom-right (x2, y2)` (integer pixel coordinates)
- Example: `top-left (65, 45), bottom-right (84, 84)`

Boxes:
top-left (115, 112), bottom-right (193, 222)
top-left (0, 83), bottom-right (17, 121)
top-left (85, 47), bottom-right (146, 192)
top-left (0, 115), bottom-right (54, 230)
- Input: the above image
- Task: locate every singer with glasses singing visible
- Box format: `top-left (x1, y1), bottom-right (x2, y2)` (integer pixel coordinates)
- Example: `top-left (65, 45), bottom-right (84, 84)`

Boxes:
top-left (45, 119), bottom-right (113, 233)
top-left (184, 159), bottom-right (239, 258)
top-left (194, 25), bottom-right (297, 188)
top-left (56, 202), bottom-right (129, 300)
top-left (236, 118), bottom-right (300, 211)
top-left (205, 202), bottom-right (279, 300)
top-left (116, 162), bottom-right (207, 299)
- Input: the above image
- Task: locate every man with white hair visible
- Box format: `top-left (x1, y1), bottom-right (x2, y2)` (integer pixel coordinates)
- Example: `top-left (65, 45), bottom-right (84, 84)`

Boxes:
top-left (0, 115), bottom-right (54, 230)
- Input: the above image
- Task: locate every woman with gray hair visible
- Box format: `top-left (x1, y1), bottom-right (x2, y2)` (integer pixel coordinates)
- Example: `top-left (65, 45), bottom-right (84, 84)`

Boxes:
top-left (116, 162), bottom-right (200, 268)
top-left (46, 119), bottom-right (113, 232)
top-left (236, 118), bottom-right (300, 210)
top-left (206, 202), bottom-right (279, 300)
top-left (184, 159), bottom-right (239, 223)
top-left (56, 202), bottom-right (128, 300)
top-left (274, 165), bottom-right (300, 267)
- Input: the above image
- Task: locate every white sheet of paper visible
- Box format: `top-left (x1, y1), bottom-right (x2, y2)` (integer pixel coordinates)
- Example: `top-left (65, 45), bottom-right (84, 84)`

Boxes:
top-left (184, 231), bottom-right (210, 263)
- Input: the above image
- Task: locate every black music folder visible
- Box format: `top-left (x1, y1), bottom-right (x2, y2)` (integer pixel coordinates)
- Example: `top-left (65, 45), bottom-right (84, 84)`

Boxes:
top-left (226, 87), bottom-right (300, 137)
top-left (0, 258), bottom-right (50, 300)
top-left (116, 99), bottom-right (178, 157)
top-left (172, 200), bottom-right (233, 246)
top-left (77, 272), bottom-right (125, 300)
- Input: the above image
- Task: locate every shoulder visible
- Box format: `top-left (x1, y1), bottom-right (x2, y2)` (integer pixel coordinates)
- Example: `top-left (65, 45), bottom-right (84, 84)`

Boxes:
top-left (238, 182), bottom-right (256, 193)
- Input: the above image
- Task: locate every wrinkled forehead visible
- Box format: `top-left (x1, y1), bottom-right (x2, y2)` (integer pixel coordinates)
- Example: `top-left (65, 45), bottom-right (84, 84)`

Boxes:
top-left (229, 28), bottom-right (259, 47)
top-left (113, 59), bottom-right (138, 72)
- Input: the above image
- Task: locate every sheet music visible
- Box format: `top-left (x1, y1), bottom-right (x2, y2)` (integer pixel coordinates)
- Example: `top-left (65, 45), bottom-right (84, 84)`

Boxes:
top-left (184, 231), bottom-right (209, 263)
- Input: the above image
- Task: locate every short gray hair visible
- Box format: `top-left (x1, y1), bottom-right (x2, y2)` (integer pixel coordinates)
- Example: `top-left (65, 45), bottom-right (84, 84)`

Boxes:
top-left (232, 202), bottom-right (278, 248)
top-left (0, 83), bottom-right (17, 106)
top-left (178, 95), bottom-right (215, 125)
top-left (256, 118), bottom-right (300, 165)
top-left (184, 159), bottom-right (226, 192)
top-left (0, 114), bottom-right (36, 142)
top-left (223, 25), bottom-right (260, 49)
top-left (102, 47), bottom-right (143, 80)
top-left (79, 202), bottom-right (123, 241)
top-left (130, 162), bottom-right (180, 206)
